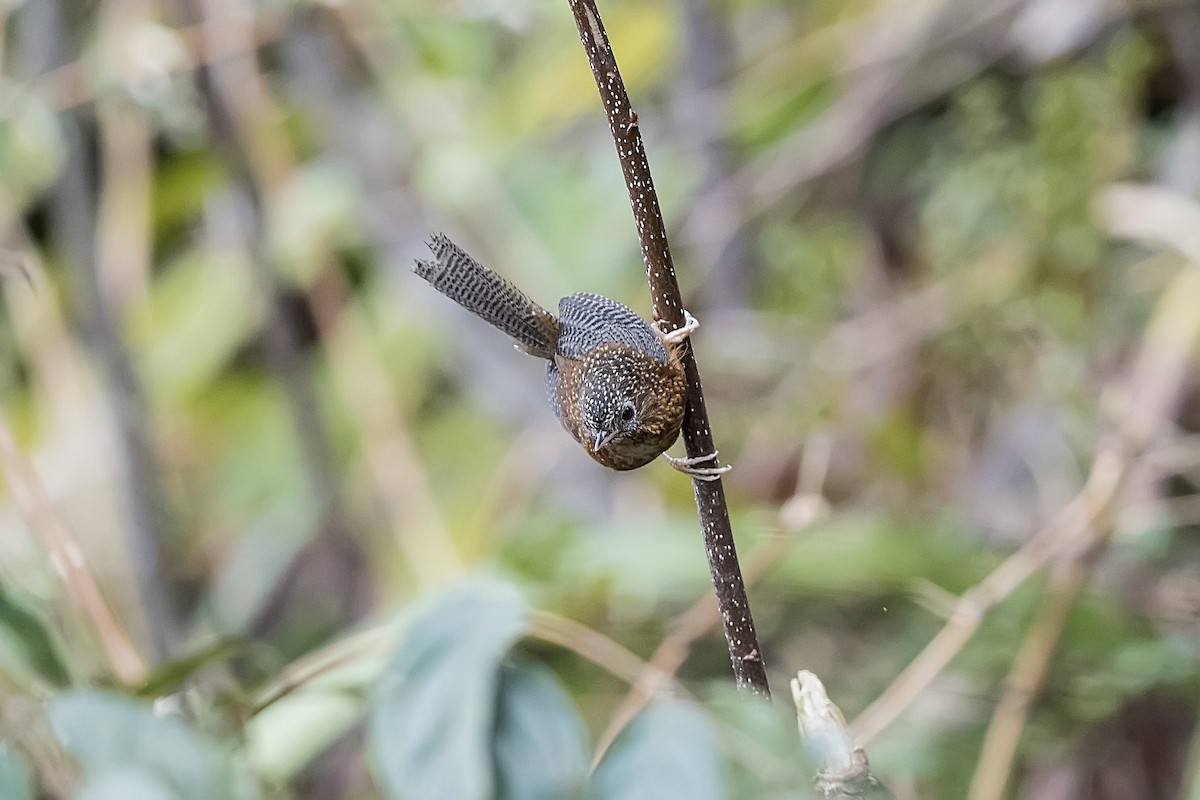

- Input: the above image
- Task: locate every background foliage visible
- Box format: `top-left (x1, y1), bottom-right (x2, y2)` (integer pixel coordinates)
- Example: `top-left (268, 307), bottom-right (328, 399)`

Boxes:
top-left (1, 0), bottom-right (1199, 798)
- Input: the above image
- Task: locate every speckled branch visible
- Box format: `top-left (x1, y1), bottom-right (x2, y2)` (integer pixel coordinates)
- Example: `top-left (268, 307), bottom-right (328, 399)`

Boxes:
top-left (567, 0), bottom-right (769, 697)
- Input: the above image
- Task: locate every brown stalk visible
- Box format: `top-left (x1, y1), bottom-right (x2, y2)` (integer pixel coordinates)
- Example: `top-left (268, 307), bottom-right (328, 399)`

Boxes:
top-left (852, 250), bottom-right (1200, 746)
top-left (966, 559), bottom-right (1095, 800)
top-left (850, 443), bottom-right (1128, 744)
top-left (566, 0), bottom-right (769, 698)
top-left (0, 412), bottom-right (146, 684)
top-left (965, 254), bottom-right (1200, 797)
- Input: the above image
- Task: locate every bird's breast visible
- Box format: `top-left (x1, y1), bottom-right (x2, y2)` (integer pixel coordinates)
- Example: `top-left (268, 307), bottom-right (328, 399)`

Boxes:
top-left (550, 344), bottom-right (686, 471)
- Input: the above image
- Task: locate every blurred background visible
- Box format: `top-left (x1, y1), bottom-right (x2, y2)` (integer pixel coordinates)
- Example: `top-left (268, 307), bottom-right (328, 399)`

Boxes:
top-left (1, 0), bottom-right (1199, 798)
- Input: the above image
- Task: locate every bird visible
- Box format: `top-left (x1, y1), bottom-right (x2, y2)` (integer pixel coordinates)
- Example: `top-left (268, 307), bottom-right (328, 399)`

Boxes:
top-left (413, 233), bottom-right (729, 479)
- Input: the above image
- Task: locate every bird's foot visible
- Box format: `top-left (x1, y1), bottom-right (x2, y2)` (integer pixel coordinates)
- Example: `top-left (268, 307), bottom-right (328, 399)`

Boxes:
top-left (665, 449), bottom-right (731, 482)
top-left (657, 310), bottom-right (700, 346)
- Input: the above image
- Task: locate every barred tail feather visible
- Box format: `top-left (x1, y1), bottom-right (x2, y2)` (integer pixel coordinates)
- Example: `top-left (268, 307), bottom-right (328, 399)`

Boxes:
top-left (414, 234), bottom-right (560, 359)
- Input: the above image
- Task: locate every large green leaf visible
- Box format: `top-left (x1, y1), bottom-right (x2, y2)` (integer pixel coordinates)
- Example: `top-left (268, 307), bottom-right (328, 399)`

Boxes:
top-left (49, 691), bottom-right (253, 800)
top-left (0, 745), bottom-right (32, 800)
top-left (369, 581), bottom-right (529, 800)
top-left (493, 663), bottom-right (588, 800)
top-left (75, 769), bottom-right (178, 800)
top-left (593, 701), bottom-right (728, 800)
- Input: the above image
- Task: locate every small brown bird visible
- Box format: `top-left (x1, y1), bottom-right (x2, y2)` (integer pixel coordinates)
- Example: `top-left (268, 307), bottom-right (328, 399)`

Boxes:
top-left (414, 234), bottom-right (728, 479)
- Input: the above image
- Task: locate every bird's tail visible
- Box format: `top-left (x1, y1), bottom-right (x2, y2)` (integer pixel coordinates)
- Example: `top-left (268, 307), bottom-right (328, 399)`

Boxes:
top-left (414, 234), bottom-right (560, 359)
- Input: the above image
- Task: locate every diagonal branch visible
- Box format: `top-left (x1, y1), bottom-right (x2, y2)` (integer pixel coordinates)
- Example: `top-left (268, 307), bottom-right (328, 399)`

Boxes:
top-left (0, 410), bottom-right (147, 684)
top-left (851, 189), bottom-right (1200, 744)
top-left (966, 558), bottom-right (1096, 800)
top-left (566, 0), bottom-right (768, 697)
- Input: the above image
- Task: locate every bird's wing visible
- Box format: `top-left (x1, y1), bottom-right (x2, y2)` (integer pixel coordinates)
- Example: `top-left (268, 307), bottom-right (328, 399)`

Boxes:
top-left (556, 293), bottom-right (668, 363)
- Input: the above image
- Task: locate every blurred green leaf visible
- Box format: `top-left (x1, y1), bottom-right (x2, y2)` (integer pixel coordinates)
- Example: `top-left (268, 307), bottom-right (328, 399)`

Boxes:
top-left (703, 683), bottom-right (809, 795)
top-left (127, 248), bottom-right (260, 404)
top-left (0, 589), bottom-right (69, 687)
top-left (495, 2), bottom-right (674, 137)
top-left (207, 489), bottom-right (322, 636)
top-left (125, 247), bottom-right (259, 402)
top-left (561, 517), bottom-right (712, 604)
top-left (1067, 633), bottom-right (1200, 722)
top-left (151, 150), bottom-right (218, 239)
top-left (50, 690), bottom-right (257, 800)
top-left (75, 769), bottom-right (178, 800)
top-left (770, 514), bottom-right (979, 595)
top-left (248, 689), bottom-right (366, 783)
top-left (759, 217), bottom-right (865, 321)
top-left (270, 160), bottom-right (363, 286)
top-left (0, 745), bottom-right (32, 800)
top-left (494, 662), bottom-right (588, 800)
top-left (369, 581), bottom-right (529, 800)
top-left (0, 89), bottom-right (65, 201)
top-left (196, 377), bottom-right (311, 517)
top-left (593, 701), bottom-right (728, 800)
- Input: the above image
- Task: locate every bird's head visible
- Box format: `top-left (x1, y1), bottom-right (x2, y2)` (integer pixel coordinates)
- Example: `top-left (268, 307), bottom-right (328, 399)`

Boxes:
top-left (575, 345), bottom-right (686, 470)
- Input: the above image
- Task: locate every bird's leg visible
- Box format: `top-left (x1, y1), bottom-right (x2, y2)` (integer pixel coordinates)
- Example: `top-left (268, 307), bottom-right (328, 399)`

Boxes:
top-left (656, 309), bottom-right (700, 346)
top-left (665, 449), bottom-right (731, 482)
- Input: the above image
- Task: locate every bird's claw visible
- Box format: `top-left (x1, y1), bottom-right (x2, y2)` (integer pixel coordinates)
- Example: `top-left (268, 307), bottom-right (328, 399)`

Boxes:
top-left (665, 449), bottom-right (731, 482)
top-left (657, 309), bottom-right (700, 346)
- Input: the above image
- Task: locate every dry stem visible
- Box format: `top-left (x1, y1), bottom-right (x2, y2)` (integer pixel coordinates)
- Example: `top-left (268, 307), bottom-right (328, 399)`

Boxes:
top-left (0, 412), bottom-right (146, 684)
top-left (566, 0), bottom-right (768, 697)
top-left (852, 198), bottom-right (1200, 747)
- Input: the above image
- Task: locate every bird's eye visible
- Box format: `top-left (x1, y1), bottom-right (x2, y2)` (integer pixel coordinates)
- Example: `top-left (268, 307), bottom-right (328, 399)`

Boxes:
top-left (619, 403), bottom-right (636, 423)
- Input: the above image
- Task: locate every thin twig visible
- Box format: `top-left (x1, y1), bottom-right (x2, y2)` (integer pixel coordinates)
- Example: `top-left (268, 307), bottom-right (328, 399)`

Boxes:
top-left (54, 90), bottom-right (179, 664)
top-left (566, 0), bottom-right (769, 697)
top-left (274, 9), bottom-right (467, 587)
top-left (249, 608), bottom-right (681, 717)
top-left (966, 235), bottom-right (1200, 796)
top-left (852, 231), bottom-right (1200, 744)
top-left (527, 609), bottom-right (682, 691)
top-left (0, 411), bottom-right (146, 684)
top-left (189, 0), bottom-right (371, 632)
top-left (249, 604), bottom-right (807, 782)
top-left (305, 267), bottom-right (464, 590)
top-left (966, 559), bottom-right (1095, 800)
top-left (251, 622), bottom-right (400, 714)
top-left (850, 444), bottom-right (1128, 744)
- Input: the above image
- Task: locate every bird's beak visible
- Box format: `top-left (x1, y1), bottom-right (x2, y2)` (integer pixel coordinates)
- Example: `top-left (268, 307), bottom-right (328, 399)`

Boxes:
top-left (593, 430), bottom-right (618, 452)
